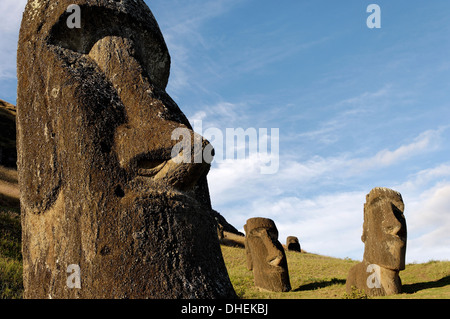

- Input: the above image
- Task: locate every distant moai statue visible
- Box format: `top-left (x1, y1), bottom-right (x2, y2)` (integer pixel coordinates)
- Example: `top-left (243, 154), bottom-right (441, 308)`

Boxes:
top-left (244, 218), bottom-right (291, 292)
top-left (217, 219), bottom-right (224, 240)
top-left (286, 236), bottom-right (301, 252)
top-left (17, 0), bottom-right (235, 299)
top-left (346, 187), bottom-right (407, 296)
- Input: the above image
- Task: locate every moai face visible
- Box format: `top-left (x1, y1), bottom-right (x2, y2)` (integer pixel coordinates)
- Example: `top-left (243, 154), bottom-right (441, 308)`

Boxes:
top-left (17, 0), bottom-right (234, 298)
top-left (362, 187), bottom-right (407, 270)
top-left (286, 236), bottom-right (301, 252)
top-left (244, 218), bottom-right (291, 292)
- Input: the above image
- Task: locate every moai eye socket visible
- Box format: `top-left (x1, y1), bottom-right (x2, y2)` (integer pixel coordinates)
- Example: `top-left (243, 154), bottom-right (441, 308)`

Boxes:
top-left (48, 4), bottom-right (170, 90)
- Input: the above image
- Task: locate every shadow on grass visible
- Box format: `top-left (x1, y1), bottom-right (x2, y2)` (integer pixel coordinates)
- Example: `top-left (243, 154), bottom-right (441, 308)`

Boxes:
top-left (402, 275), bottom-right (450, 294)
top-left (293, 278), bottom-right (346, 291)
top-left (0, 193), bottom-right (20, 209)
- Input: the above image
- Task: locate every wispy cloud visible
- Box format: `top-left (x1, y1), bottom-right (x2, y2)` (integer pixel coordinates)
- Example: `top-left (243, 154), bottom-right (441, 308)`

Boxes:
top-left (150, 0), bottom-right (245, 96)
top-left (297, 85), bottom-right (396, 145)
top-left (282, 127), bottom-right (445, 184)
top-left (334, 86), bottom-right (392, 108)
top-left (351, 128), bottom-right (444, 172)
top-left (0, 0), bottom-right (25, 33)
top-left (229, 36), bottom-right (330, 75)
top-left (188, 101), bottom-right (250, 131)
top-left (210, 127), bottom-right (445, 201)
top-left (399, 163), bottom-right (450, 192)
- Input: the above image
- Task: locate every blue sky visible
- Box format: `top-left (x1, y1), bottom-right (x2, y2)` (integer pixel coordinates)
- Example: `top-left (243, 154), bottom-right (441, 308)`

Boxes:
top-left (1, 0), bottom-right (450, 263)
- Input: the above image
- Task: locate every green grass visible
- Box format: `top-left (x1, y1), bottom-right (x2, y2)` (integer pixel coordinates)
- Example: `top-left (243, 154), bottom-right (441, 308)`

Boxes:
top-left (221, 245), bottom-right (450, 299)
top-left (0, 207), bottom-right (23, 299)
top-left (0, 257), bottom-right (23, 299)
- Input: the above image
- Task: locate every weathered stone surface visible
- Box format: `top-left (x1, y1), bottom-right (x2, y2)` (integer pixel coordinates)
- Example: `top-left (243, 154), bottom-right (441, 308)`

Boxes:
top-left (346, 187), bottom-right (407, 296)
top-left (286, 236), bottom-right (301, 252)
top-left (17, 0), bottom-right (235, 299)
top-left (244, 218), bottom-right (291, 292)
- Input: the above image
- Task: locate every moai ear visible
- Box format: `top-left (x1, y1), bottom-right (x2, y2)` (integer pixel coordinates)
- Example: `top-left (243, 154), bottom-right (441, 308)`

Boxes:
top-left (16, 100), bottom-right (61, 213)
top-left (17, 4), bottom-right (62, 213)
top-left (244, 224), bottom-right (253, 270)
top-left (361, 201), bottom-right (368, 243)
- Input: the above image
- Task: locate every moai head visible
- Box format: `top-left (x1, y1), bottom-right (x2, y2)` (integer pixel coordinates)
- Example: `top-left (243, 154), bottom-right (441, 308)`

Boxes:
top-left (362, 187), bottom-right (407, 270)
top-left (17, 0), bottom-right (234, 298)
top-left (286, 236), bottom-right (301, 252)
top-left (244, 218), bottom-right (291, 292)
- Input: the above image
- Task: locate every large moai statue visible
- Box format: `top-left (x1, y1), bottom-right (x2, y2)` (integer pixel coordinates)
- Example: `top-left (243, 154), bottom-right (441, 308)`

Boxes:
top-left (244, 218), bottom-right (291, 292)
top-left (346, 187), bottom-right (407, 296)
top-left (17, 0), bottom-right (236, 299)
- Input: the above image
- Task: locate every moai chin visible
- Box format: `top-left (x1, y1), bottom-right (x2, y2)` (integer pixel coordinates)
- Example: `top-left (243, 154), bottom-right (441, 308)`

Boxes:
top-left (17, 0), bottom-right (236, 299)
top-left (244, 218), bottom-right (291, 292)
top-left (346, 187), bottom-right (407, 296)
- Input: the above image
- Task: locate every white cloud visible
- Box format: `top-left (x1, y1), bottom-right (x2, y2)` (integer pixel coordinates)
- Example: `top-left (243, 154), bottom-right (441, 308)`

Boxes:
top-left (208, 152), bottom-right (280, 206)
top-left (397, 163), bottom-right (450, 193)
top-left (271, 127), bottom-right (445, 188)
top-left (402, 183), bottom-right (450, 262)
top-left (0, 0), bottom-right (26, 33)
top-left (352, 128), bottom-right (443, 171)
top-left (219, 189), bottom-right (366, 259)
top-left (0, 0), bottom-right (26, 79)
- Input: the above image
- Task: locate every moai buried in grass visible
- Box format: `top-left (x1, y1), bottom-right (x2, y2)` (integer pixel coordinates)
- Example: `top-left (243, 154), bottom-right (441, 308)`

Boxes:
top-left (244, 218), bottom-right (291, 292)
top-left (17, 0), bottom-right (236, 299)
top-left (346, 187), bottom-right (407, 296)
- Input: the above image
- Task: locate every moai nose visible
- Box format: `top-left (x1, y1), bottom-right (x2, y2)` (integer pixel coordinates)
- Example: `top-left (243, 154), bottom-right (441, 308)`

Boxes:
top-left (89, 36), bottom-right (212, 190)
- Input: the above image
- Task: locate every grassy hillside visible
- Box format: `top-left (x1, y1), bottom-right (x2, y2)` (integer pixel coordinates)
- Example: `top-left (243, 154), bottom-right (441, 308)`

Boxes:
top-left (0, 208), bottom-right (22, 299)
top-left (221, 244), bottom-right (450, 299)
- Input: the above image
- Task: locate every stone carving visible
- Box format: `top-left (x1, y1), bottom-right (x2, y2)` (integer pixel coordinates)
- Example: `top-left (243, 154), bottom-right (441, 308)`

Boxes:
top-left (244, 218), bottom-right (291, 292)
top-left (286, 236), bottom-right (301, 252)
top-left (17, 0), bottom-right (235, 299)
top-left (346, 187), bottom-right (407, 296)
